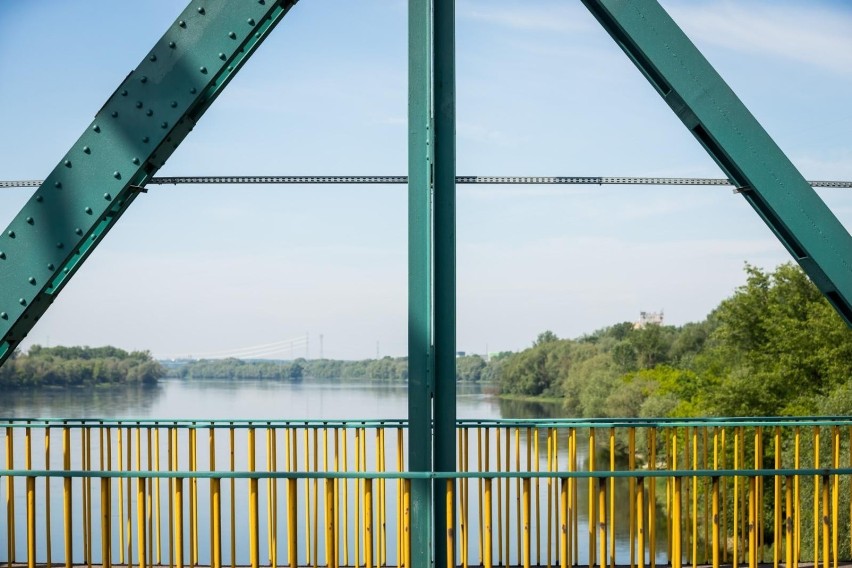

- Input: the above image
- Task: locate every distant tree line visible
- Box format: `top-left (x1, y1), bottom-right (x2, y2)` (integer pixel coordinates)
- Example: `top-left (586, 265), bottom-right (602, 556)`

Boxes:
top-left (497, 263), bottom-right (852, 418)
top-left (0, 345), bottom-right (165, 389)
top-left (171, 353), bottom-right (507, 382)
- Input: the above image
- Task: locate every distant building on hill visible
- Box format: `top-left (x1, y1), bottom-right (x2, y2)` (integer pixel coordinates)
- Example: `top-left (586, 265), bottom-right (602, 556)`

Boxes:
top-left (634, 310), bottom-right (664, 329)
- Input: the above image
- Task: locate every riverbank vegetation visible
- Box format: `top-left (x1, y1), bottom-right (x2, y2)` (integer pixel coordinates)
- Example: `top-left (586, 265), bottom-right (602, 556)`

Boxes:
top-left (0, 345), bottom-right (165, 388)
top-left (497, 263), bottom-right (852, 417)
top-left (171, 353), bottom-right (508, 382)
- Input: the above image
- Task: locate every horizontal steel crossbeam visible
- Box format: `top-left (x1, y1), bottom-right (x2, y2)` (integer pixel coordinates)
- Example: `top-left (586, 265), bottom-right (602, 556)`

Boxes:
top-left (2, 176), bottom-right (851, 187)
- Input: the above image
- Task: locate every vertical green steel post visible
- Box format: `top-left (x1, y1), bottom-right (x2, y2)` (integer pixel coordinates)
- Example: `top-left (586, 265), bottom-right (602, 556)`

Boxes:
top-left (408, 0), bottom-right (433, 567)
top-left (433, 0), bottom-right (456, 566)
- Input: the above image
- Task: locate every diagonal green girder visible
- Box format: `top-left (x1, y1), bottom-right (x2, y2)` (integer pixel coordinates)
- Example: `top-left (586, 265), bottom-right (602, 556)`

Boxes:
top-left (580, 0), bottom-right (852, 325)
top-left (0, 0), bottom-right (299, 365)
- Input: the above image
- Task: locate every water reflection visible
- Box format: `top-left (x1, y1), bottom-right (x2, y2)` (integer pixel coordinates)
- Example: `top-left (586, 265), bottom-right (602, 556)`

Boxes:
top-left (0, 383), bottom-right (164, 418)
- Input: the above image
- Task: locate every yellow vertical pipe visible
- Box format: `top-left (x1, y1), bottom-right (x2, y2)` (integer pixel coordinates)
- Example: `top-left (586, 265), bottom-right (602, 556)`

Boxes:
top-left (168, 427), bottom-right (174, 568)
top-left (496, 428), bottom-right (503, 567)
top-left (684, 428), bottom-right (690, 567)
top-left (785, 476), bottom-right (793, 568)
top-left (484, 478), bottom-right (493, 568)
top-left (25, 426), bottom-right (35, 568)
top-left (588, 428), bottom-right (595, 568)
top-left (506, 428), bottom-right (511, 567)
top-left (515, 428), bottom-right (520, 567)
top-left (673, 477), bottom-right (682, 568)
top-left (190, 427), bottom-right (198, 568)
top-left (831, 427), bottom-right (839, 568)
top-left (211, 476), bottom-right (221, 568)
top-left (821, 475), bottom-right (829, 568)
top-left (287, 478), bottom-right (297, 568)
top-left (523, 477), bottom-right (531, 568)
top-left (270, 426), bottom-right (279, 568)
top-left (249, 428), bottom-right (259, 568)
top-left (273, 428), bottom-right (279, 568)
top-left (305, 428), bottom-right (312, 567)
top-left (26, 482), bottom-right (35, 567)
top-left (230, 426), bottom-right (236, 568)
top-left (326, 479), bottom-right (336, 568)
top-left (379, 428), bottom-right (387, 568)
top-left (155, 428), bottom-right (162, 565)
top-left (83, 427), bottom-right (90, 568)
top-left (668, 429), bottom-right (674, 567)
top-left (703, 428), bottom-right (709, 565)
top-left (101, 477), bottom-right (112, 568)
top-left (757, 427), bottom-right (764, 563)
top-left (355, 428), bottom-right (361, 568)
top-left (814, 427), bottom-right (820, 568)
top-left (568, 428), bottom-right (580, 564)
top-left (721, 428), bottom-right (727, 565)
top-left (126, 427), bottom-right (132, 568)
top-left (210, 429), bottom-right (221, 568)
top-left (774, 427), bottom-right (781, 568)
top-left (63, 426), bottom-right (72, 568)
top-left (396, 428), bottom-right (402, 568)
top-left (691, 427), bottom-right (698, 568)
top-left (45, 427), bottom-right (53, 568)
top-left (629, 428), bottom-right (636, 568)
top-left (712, 477), bottom-right (719, 568)
top-left (713, 427), bottom-right (719, 568)
top-left (403, 479), bottom-right (411, 568)
top-left (560, 477), bottom-right (568, 568)
top-left (794, 427), bottom-right (800, 564)
top-left (749, 477), bottom-right (756, 568)
top-left (534, 429), bottom-right (541, 568)
top-left (485, 428), bottom-right (492, 568)
top-left (598, 478), bottom-right (606, 568)
top-left (649, 428), bottom-right (656, 568)
top-left (477, 428), bottom-right (484, 567)
top-left (462, 428), bottom-right (469, 568)
top-left (146, 428), bottom-right (153, 567)
top-left (313, 428), bottom-right (319, 568)
top-left (733, 429), bottom-right (740, 568)
top-left (342, 428), bottom-right (350, 567)
top-left (267, 428), bottom-right (274, 568)
top-left (365, 478), bottom-right (373, 568)
top-left (447, 480), bottom-right (455, 568)
top-left (175, 478), bottom-right (184, 568)
top-left (5, 426), bottom-right (15, 568)
top-left (547, 429), bottom-right (553, 568)
top-left (609, 428), bottom-right (615, 568)
top-left (637, 477), bottom-right (645, 568)
top-left (665, 428), bottom-right (677, 565)
top-left (138, 477), bottom-right (147, 568)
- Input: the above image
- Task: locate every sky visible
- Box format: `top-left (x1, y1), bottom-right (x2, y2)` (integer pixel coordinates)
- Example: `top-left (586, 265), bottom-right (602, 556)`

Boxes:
top-left (1, 0), bottom-right (851, 360)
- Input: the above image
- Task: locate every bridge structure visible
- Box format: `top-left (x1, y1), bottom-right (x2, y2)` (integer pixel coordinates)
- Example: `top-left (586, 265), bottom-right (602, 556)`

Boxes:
top-left (2, 1), bottom-right (852, 568)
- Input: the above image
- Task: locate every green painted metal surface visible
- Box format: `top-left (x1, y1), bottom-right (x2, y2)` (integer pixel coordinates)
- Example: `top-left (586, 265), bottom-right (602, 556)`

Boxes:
top-left (0, 0), bottom-right (299, 365)
top-left (432, 1), bottom-right (457, 567)
top-left (581, 0), bottom-right (852, 325)
top-left (408, 0), bottom-right (434, 566)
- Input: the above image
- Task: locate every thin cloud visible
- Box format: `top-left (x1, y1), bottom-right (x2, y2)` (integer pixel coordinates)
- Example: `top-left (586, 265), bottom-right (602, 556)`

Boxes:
top-left (459, 2), bottom-right (592, 34)
top-left (666, 2), bottom-right (852, 74)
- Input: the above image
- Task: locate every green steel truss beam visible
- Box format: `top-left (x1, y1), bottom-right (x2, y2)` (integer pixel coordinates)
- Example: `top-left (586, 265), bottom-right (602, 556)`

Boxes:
top-left (581, 0), bottom-right (852, 325)
top-left (407, 1), bottom-right (433, 567)
top-left (0, 0), bottom-right (299, 364)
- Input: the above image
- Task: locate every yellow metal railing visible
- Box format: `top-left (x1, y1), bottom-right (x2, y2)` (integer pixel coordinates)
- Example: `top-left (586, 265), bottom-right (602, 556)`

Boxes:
top-left (2, 417), bottom-right (852, 568)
